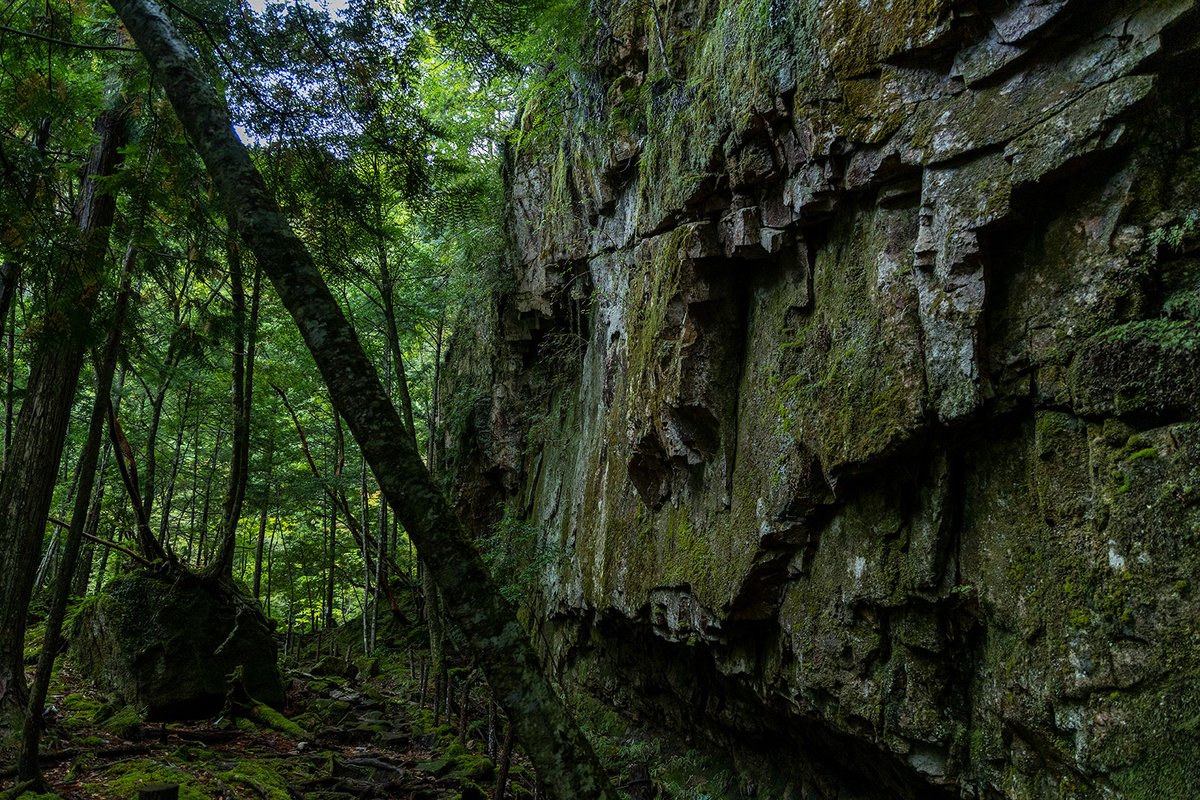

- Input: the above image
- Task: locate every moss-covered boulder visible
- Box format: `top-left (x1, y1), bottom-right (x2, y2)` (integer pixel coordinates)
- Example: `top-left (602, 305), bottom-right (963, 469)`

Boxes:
top-left (102, 704), bottom-right (143, 740)
top-left (69, 569), bottom-right (283, 720)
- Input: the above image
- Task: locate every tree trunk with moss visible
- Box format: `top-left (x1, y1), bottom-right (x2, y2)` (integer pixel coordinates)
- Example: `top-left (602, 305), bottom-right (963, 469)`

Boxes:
top-left (16, 244), bottom-right (134, 784)
top-left (0, 106), bottom-right (127, 732)
top-left (109, 2), bottom-right (619, 796)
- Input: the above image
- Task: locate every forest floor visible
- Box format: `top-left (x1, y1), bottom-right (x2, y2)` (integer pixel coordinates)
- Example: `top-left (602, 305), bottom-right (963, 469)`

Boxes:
top-left (1, 622), bottom-right (538, 800)
top-left (3, 615), bottom-right (742, 800)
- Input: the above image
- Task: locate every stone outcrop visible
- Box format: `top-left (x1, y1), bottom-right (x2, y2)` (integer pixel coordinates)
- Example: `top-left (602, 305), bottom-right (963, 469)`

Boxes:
top-left (70, 570), bottom-right (284, 721)
top-left (446, 1), bottom-right (1200, 797)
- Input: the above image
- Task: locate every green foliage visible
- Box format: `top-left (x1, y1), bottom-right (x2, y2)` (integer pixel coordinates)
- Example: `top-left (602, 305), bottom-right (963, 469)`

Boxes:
top-left (2, 0), bottom-right (577, 703)
top-left (1093, 319), bottom-right (1200, 351)
top-left (1143, 210), bottom-right (1200, 267)
top-left (572, 689), bottom-right (741, 800)
top-left (478, 508), bottom-right (563, 606)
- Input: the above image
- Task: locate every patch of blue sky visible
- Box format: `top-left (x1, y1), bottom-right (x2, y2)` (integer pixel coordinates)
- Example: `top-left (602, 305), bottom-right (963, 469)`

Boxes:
top-left (246, 0), bottom-right (350, 18)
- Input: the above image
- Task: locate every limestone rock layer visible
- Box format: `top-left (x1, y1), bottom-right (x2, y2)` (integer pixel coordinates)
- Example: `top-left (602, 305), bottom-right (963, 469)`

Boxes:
top-left (446, 1), bottom-right (1200, 797)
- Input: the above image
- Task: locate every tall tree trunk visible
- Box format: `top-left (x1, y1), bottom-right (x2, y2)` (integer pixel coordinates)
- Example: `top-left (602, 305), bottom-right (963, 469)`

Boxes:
top-left (326, 498), bottom-right (337, 629)
top-left (0, 261), bottom-right (18, 368)
top-left (253, 497), bottom-right (269, 597)
top-left (196, 425), bottom-right (223, 565)
top-left (0, 118), bottom-right (50, 470)
top-left (252, 440), bottom-right (273, 599)
top-left (495, 720), bottom-right (517, 800)
top-left (17, 243), bottom-right (133, 784)
top-left (360, 455), bottom-right (370, 652)
top-left (107, 403), bottom-right (168, 561)
top-left (426, 317), bottom-right (444, 474)
top-left (109, 4), bottom-right (619, 795)
top-left (4, 299), bottom-right (14, 460)
top-left (425, 567), bottom-right (446, 725)
top-left (274, 385), bottom-right (407, 590)
top-left (211, 233), bottom-right (249, 577)
top-left (0, 105), bottom-right (127, 729)
top-left (157, 382), bottom-right (193, 545)
top-left (186, 412), bottom-right (201, 562)
top-left (265, 517), bottom-right (278, 617)
top-left (378, 266), bottom-right (417, 447)
top-left (138, 352), bottom-right (175, 527)
top-left (72, 451), bottom-right (109, 596)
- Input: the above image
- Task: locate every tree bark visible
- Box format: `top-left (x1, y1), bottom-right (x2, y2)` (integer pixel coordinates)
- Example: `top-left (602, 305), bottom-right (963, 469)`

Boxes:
top-left (0, 261), bottom-right (19, 355)
top-left (273, 385), bottom-right (407, 588)
top-left (186, 413), bottom-right (201, 562)
top-left (195, 426), bottom-right (223, 565)
top-left (425, 567), bottom-right (446, 725)
top-left (17, 243), bottom-right (133, 784)
top-left (0, 105), bottom-right (127, 730)
top-left (252, 472), bottom-right (271, 599)
top-left (107, 404), bottom-right (168, 561)
top-left (378, 266), bottom-right (418, 447)
top-left (4, 300), bottom-right (14, 460)
top-left (360, 455), bottom-right (370, 652)
top-left (72, 453), bottom-right (109, 596)
top-left (211, 233), bottom-right (250, 576)
top-left (109, 3), bottom-right (619, 796)
top-left (495, 720), bottom-right (517, 800)
top-left (138, 345), bottom-right (177, 528)
top-left (427, 315), bottom-right (444, 474)
top-left (157, 382), bottom-right (193, 544)
top-left (326, 497), bottom-right (337, 629)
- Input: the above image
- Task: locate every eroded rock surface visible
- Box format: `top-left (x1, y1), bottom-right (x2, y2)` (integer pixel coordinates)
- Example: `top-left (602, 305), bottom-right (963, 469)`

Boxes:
top-left (446, 1), bottom-right (1200, 797)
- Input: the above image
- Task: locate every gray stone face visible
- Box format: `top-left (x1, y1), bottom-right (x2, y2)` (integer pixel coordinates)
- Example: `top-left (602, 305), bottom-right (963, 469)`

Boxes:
top-left (447, 1), bottom-right (1200, 796)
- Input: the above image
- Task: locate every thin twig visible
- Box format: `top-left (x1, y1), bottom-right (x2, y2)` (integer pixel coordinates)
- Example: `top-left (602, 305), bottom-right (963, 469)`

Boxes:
top-left (0, 24), bottom-right (139, 52)
top-left (47, 516), bottom-right (152, 566)
top-left (648, 2), bottom-right (674, 81)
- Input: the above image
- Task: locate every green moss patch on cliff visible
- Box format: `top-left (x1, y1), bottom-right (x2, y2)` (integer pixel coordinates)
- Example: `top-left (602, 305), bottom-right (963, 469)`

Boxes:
top-left (1070, 319), bottom-right (1200, 417)
top-left (775, 203), bottom-right (926, 475)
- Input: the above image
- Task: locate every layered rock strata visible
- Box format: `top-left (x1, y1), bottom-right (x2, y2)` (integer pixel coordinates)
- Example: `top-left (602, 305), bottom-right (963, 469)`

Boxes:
top-left (446, 1), bottom-right (1200, 797)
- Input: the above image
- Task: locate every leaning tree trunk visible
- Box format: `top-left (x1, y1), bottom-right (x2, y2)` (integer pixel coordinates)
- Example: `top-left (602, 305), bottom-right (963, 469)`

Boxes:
top-left (109, 3), bottom-right (619, 796)
top-left (0, 105), bottom-right (127, 730)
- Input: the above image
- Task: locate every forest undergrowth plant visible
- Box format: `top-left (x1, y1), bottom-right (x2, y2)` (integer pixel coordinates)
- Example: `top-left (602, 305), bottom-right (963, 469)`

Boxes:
top-left (478, 508), bottom-right (563, 608)
top-left (1142, 209), bottom-right (1200, 268)
top-left (568, 688), bottom-right (743, 800)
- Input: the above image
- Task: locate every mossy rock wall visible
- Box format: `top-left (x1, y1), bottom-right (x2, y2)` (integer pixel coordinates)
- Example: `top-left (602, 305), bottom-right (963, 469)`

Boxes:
top-left (445, 1), bottom-right (1200, 797)
top-left (70, 570), bottom-right (283, 721)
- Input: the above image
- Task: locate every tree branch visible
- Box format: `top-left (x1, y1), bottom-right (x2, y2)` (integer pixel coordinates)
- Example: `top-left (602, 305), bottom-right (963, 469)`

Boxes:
top-left (0, 24), bottom-right (139, 53)
top-left (47, 517), bottom-right (151, 567)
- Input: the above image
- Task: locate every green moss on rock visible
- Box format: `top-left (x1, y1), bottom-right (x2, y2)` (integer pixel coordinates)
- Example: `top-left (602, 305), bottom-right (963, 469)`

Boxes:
top-left (217, 760), bottom-right (293, 800)
top-left (87, 761), bottom-right (207, 800)
top-left (102, 705), bottom-right (143, 741)
top-left (69, 569), bottom-right (283, 721)
top-left (1071, 320), bottom-right (1200, 416)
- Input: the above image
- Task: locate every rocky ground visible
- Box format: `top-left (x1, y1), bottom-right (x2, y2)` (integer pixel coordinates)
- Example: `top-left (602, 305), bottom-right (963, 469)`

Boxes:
top-left (2, 615), bottom-right (740, 800)
top-left (2, 621), bottom-right (534, 800)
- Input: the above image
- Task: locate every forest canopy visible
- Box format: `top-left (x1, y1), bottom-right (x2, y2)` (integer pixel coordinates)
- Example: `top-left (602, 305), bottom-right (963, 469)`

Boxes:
top-left (0, 0), bottom-right (528, 651)
top-left (0, 0), bottom-right (617, 795)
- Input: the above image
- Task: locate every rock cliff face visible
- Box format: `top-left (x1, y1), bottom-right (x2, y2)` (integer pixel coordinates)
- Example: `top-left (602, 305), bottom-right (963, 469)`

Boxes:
top-left (445, 1), bottom-right (1200, 797)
